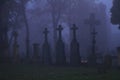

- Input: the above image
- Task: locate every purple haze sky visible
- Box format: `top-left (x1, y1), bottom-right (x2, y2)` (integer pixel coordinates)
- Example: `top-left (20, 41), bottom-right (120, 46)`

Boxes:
top-left (28, 0), bottom-right (119, 33)
top-left (27, 0), bottom-right (119, 33)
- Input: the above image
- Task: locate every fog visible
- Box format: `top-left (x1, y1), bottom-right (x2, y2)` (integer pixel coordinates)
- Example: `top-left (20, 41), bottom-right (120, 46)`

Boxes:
top-left (11, 0), bottom-right (116, 61)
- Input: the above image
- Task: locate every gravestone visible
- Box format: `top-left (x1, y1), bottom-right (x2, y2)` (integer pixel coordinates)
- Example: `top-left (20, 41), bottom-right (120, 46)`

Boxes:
top-left (85, 13), bottom-right (100, 66)
top-left (70, 24), bottom-right (81, 66)
top-left (56, 25), bottom-right (66, 65)
top-left (117, 47), bottom-right (120, 68)
top-left (13, 31), bottom-right (19, 63)
top-left (103, 54), bottom-right (112, 72)
top-left (32, 43), bottom-right (40, 63)
top-left (42, 28), bottom-right (51, 65)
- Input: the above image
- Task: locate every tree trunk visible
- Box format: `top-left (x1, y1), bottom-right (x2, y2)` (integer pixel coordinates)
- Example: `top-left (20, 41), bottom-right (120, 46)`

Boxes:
top-left (21, 2), bottom-right (30, 59)
top-left (24, 11), bottom-right (30, 59)
top-left (53, 23), bottom-right (57, 43)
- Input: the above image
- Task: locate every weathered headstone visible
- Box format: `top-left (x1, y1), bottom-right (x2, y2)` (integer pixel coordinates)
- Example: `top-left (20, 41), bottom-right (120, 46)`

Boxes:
top-left (70, 24), bottom-right (81, 66)
top-left (13, 31), bottom-right (19, 63)
top-left (85, 13), bottom-right (100, 66)
top-left (42, 28), bottom-right (51, 65)
top-left (32, 43), bottom-right (40, 63)
top-left (103, 54), bottom-right (112, 72)
top-left (117, 47), bottom-right (120, 68)
top-left (56, 25), bottom-right (66, 65)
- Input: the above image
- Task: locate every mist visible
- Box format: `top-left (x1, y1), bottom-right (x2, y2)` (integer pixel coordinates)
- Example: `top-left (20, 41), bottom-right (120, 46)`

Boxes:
top-left (14, 0), bottom-right (114, 60)
top-left (1, 0), bottom-right (120, 79)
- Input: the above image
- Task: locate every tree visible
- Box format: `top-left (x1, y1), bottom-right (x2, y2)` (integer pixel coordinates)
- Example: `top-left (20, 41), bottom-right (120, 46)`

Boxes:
top-left (0, 0), bottom-right (19, 62)
top-left (111, 0), bottom-right (120, 26)
top-left (19, 0), bottom-right (30, 58)
top-left (7, 0), bottom-right (30, 59)
top-left (47, 0), bottom-right (68, 42)
top-left (0, 0), bottom-right (30, 62)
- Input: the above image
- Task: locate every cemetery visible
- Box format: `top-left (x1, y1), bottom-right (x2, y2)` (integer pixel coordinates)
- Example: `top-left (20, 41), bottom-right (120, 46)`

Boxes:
top-left (0, 13), bottom-right (116, 67)
top-left (0, 13), bottom-right (120, 80)
top-left (0, 0), bottom-right (120, 80)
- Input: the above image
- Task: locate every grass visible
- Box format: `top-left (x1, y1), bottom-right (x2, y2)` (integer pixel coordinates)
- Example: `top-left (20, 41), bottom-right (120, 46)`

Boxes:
top-left (0, 64), bottom-right (120, 80)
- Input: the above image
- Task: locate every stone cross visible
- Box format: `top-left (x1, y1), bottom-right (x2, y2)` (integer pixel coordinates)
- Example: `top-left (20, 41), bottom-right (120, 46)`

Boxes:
top-left (71, 24), bottom-right (78, 40)
top-left (43, 28), bottom-right (49, 42)
top-left (70, 24), bottom-right (81, 66)
top-left (85, 13), bottom-right (100, 55)
top-left (57, 25), bottom-right (63, 40)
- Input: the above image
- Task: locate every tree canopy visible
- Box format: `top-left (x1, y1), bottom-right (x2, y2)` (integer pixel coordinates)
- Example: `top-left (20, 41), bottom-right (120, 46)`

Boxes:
top-left (0, 0), bottom-right (8, 5)
top-left (111, 0), bottom-right (120, 25)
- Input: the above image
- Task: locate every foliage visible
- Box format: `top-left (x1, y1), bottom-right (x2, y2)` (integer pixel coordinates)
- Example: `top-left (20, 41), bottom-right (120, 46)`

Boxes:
top-left (0, 0), bottom-right (17, 54)
top-left (111, 0), bottom-right (120, 25)
top-left (0, 0), bottom-right (8, 6)
top-left (0, 0), bottom-right (30, 58)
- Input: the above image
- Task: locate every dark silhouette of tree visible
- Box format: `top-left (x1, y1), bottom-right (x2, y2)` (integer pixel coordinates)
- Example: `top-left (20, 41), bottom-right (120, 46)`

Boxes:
top-left (0, 0), bottom-right (19, 62)
top-left (47, 0), bottom-right (68, 43)
top-left (19, 0), bottom-right (30, 58)
top-left (111, 0), bottom-right (120, 27)
top-left (0, 0), bottom-right (29, 62)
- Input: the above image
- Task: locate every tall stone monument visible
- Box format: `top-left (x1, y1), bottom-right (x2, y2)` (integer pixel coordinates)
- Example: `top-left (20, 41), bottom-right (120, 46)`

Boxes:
top-left (56, 25), bottom-right (66, 65)
top-left (13, 30), bottom-right (19, 63)
top-left (42, 28), bottom-right (51, 65)
top-left (70, 24), bottom-right (81, 66)
top-left (32, 43), bottom-right (40, 63)
top-left (85, 13), bottom-right (100, 66)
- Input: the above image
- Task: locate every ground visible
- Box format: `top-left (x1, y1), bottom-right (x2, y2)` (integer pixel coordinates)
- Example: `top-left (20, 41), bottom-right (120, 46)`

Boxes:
top-left (0, 64), bottom-right (120, 80)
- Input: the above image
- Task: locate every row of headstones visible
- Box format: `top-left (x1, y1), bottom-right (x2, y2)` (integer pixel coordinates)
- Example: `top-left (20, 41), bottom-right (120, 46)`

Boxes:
top-left (35, 24), bottom-right (80, 65)
top-left (12, 13), bottom-right (99, 65)
top-left (12, 24), bottom-right (81, 66)
top-left (12, 24), bottom-right (119, 68)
